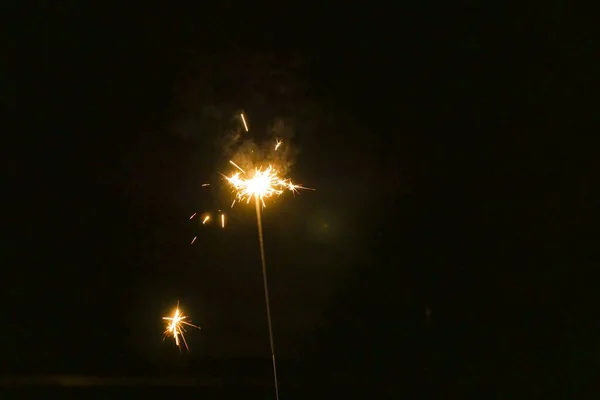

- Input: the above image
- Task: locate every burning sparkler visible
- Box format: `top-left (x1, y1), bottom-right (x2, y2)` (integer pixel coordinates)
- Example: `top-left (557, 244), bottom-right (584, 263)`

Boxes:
top-left (224, 165), bottom-right (307, 208)
top-left (162, 301), bottom-right (200, 352)
top-left (220, 114), bottom-right (312, 400)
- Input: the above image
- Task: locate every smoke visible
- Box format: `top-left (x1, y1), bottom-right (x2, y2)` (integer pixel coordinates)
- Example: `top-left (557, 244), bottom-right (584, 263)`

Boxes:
top-left (222, 114), bottom-right (300, 177)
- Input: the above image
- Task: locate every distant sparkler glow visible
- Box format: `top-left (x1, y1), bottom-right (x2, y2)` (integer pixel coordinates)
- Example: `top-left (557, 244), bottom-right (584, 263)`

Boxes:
top-left (162, 301), bottom-right (200, 351)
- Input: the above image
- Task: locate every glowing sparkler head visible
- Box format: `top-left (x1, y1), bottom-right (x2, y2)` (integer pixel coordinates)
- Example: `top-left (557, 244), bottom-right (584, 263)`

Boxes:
top-left (225, 164), bottom-right (305, 207)
top-left (162, 301), bottom-right (200, 352)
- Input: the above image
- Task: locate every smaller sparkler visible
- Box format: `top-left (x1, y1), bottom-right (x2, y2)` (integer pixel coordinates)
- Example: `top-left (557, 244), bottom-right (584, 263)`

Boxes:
top-left (162, 301), bottom-right (201, 351)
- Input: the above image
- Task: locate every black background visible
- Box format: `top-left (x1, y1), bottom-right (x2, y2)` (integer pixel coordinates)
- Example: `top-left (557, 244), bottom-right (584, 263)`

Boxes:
top-left (4, 2), bottom-right (598, 397)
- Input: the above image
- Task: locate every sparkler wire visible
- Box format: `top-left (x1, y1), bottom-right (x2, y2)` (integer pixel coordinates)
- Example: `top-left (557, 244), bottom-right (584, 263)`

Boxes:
top-left (255, 196), bottom-right (280, 400)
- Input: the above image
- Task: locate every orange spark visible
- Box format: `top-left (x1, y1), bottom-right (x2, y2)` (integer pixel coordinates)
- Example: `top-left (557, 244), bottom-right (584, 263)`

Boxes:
top-left (162, 301), bottom-right (201, 351)
top-left (240, 113), bottom-right (249, 132)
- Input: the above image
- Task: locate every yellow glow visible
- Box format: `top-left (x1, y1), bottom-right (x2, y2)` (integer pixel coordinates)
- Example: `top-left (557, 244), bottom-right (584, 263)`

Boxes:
top-left (162, 301), bottom-right (200, 351)
top-left (224, 163), bottom-right (308, 208)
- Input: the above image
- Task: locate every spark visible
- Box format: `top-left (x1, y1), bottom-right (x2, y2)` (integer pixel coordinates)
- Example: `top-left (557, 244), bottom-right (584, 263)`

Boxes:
top-left (162, 301), bottom-right (200, 352)
top-left (189, 213), bottom-right (197, 220)
top-left (240, 113), bottom-right (249, 132)
top-left (224, 164), bottom-right (309, 208)
top-left (202, 215), bottom-right (210, 224)
top-left (202, 183), bottom-right (210, 187)
top-left (274, 138), bottom-right (283, 151)
top-left (191, 236), bottom-right (197, 244)
top-left (221, 214), bottom-right (225, 228)
top-left (229, 160), bottom-right (245, 173)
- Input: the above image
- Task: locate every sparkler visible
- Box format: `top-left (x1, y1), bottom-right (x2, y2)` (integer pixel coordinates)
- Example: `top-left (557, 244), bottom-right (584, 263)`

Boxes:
top-left (224, 165), bottom-right (306, 208)
top-left (221, 115), bottom-right (312, 400)
top-left (162, 301), bottom-right (200, 352)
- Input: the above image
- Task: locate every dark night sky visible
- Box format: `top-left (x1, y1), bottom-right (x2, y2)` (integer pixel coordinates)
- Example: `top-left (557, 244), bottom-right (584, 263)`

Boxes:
top-left (3, 2), bottom-right (598, 395)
